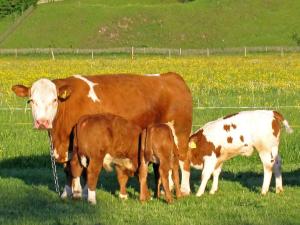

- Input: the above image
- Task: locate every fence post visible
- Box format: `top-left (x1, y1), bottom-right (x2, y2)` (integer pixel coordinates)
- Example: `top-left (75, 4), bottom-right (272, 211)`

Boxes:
top-left (207, 48), bottom-right (210, 57)
top-left (91, 50), bottom-right (94, 59)
top-left (51, 49), bottom-right (55, 60)
top-left (179, 48), bottom-right (182, 56)
top-left (15, 49), bottom-right (17, 58)
top-left (244, 47), bottom-right (247, 57)
top-left (281, 47), bottom-right (284, 57)
top-left (131, 46), bottom-right (134, 59)
top-left (168, 49), bottom-right (171, 58)
top-left (265, 46), bottom-right (268, 53)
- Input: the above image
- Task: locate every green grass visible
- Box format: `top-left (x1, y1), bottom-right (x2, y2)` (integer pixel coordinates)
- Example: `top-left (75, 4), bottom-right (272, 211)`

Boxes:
top-left (0, 54), bottom-right (299, 224)
top-left (1, 0), bottom-right (300, 48)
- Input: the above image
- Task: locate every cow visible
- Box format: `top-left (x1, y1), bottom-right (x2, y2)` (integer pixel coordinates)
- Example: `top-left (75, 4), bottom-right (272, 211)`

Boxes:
top-left (139, 122), bottom-right (182, 203)
top-left (70, 113), bottom-right (141, 204)
top-left (12, 72), bottom-right (193, 197)
top-left (188, 110), bottom-right (293, 197)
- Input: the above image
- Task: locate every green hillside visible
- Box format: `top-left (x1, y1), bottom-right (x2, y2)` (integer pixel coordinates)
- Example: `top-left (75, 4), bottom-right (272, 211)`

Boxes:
top-left (0, 0), bottom-right (300, 48)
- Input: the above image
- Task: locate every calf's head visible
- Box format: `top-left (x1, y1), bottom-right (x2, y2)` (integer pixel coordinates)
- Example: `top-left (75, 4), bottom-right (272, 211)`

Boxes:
top-left (12, 78), bottom-right (71, 129)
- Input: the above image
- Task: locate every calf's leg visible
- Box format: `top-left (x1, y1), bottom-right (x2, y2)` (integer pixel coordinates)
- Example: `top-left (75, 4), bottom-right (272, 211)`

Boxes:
top-left (259, 151), bottom-right (275, 195)
top-left (273, 153), bottom-right (283, 193)
top-left (86, 159), bottom-right (102, 205)
top-left (172, 158), bottom-right (182, 198)
top-left (139, 161), bottom-right (150, 202)
top-left (115, 166), bottom-right (129, 199)
top-left (209, 164), bottom-right (222, 195)
top-left (70, 153), bottom-right (84, 199)
top-left (159, 165), bottom-right (173, 203)
top-left (196, 153), bottom-right (217, 197)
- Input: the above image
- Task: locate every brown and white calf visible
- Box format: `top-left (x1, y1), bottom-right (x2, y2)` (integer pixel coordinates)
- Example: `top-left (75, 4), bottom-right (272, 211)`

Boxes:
top-left (139, 123), bottom-right (182, 203)
top-left (188, 110), bottom-right (293, 196)
top-left (70, 113), bottom-right (141, 204)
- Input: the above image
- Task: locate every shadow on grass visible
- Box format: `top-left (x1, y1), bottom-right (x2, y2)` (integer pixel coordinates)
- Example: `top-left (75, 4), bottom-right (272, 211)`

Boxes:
top-left (1, 155), bottom-right (300, 196)
top-left (0, 155), bottom-right (157, 199)
top-left (189, 167), bottom-right (300, 193)
top-left (0, 186), bottom-right (98, 223)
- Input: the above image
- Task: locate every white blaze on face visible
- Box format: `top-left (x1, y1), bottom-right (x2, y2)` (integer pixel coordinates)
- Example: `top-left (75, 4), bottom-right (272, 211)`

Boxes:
top-left (73, 75), bottom-right (100, 102)
top-left (30, 79), bottom-right (58, 129)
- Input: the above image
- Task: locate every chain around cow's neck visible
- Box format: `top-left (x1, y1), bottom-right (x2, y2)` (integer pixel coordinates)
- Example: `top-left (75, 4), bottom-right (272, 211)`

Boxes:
top-left (48, 131), bottom-right (61, 196)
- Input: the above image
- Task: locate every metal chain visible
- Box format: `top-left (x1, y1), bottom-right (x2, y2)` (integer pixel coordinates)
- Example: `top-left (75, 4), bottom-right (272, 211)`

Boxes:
top-left (48, 131), bottom-right (61, 196)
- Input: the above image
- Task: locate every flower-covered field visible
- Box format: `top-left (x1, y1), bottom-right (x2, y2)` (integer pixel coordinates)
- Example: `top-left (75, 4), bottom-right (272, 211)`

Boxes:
top-left (0, 55), bottom-right (299, 225)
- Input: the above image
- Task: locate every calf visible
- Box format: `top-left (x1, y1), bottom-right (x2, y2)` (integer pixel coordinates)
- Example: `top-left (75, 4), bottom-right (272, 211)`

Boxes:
top-left (139, 123), bottom-right (182, 203)
top-left (70, 113), bottom-right (141, 204)
top-left (188, 110), bottom-right (293, 196)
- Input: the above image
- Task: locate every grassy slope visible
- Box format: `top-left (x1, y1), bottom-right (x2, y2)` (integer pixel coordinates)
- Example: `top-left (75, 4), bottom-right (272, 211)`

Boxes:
top-left (0, 0), bottom-right (300, 48)
top-left (0, 54), bottom-right (299, 224)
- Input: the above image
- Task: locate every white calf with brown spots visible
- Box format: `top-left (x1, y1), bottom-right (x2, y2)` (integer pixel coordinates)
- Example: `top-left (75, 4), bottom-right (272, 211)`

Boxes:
top-left (188, 110), bottom-right (293, 196)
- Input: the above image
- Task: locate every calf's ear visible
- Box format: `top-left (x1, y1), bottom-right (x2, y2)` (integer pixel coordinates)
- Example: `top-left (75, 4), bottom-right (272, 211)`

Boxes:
top-left (189, 141), bottom-right (197, 149)
top-left (58, 85), bottom-right (72, 101)
top-left (12, 85), bottom-right (30, 97)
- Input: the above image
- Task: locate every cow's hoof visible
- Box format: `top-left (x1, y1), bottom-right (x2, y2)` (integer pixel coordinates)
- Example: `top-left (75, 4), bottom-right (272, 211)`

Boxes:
top-left (165, 198), bottom-right (173, 204)
top-left (196, 192), bottom-right (204, 197)
top-left (73, 191), bottom-right (82, 199)
top-left (181, 191), bottom-right (190, 197)
top-left (261, 191), bottom-right (268, 196)
top-left (276, 187), bottom-right (284, 194)
top-left (209, 189), bottom-right (217, 195)
top-left (88, 199), bottom-right (97, 205)
top-left (61, 185), bottom-right (72, 199)
top-left (119, 193), bottom-right (128, 200)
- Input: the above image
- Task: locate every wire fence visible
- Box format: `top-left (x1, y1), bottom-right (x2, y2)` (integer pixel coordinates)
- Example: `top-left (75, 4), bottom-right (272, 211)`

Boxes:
top-left (1, 105), bottom-right (299, 128)
top-left (1, 46), bottom-right (300, 58)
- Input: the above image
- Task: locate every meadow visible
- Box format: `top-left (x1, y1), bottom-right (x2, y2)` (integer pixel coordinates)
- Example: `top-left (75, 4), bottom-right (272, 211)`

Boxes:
top-left (1, 0), bottom-right (300, 48)
top-left (0, 54), bottom-right (299, 225)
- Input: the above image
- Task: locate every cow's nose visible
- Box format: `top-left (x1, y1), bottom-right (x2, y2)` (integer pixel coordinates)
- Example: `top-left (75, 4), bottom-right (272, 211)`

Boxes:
top-left (35, 119), bottom-right (50, 129)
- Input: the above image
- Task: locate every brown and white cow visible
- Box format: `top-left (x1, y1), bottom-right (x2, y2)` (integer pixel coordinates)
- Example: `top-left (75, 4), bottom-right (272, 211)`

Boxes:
top-left (188, 110), bottom-right (293, 196)
top-left (70, 113), bottom-right (141, 204)
top-left (12, 73), bottom-right (193, 197)
top-left (139, 122), bottom-right (182, 203)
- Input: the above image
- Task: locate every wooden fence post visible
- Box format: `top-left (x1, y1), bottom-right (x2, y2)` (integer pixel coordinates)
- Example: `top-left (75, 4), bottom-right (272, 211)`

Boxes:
top-left (179, 48), bottom-right (182, 56)
top-left (207, 48), bottom-right (210, 57)
top-left (91, 50), bottom-right (94, 59)
top-left (51, 49), bottom-right (55, 60)
top-left (244, 47), bottom-right (247, 57)
top-left (131, 46), bottom-right (134, 59)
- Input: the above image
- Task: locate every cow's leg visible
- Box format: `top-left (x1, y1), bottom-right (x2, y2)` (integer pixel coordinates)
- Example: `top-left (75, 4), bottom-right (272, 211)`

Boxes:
top-left (196, 154), bottom-right (217, 197)
top-left (259, 151), bottom-right (275, 195)
top-left (115, 166), bottom-right (129, 200)
top-left (273, 153), bottom-right (283, 193)
top-left (139, 160), bottom-right (150, 202)
top-left (209, 163), bottom-right (223, 195)
top-left (153, 163), bottom-right (161, 198)
top-left (179, 159), bottom-right (191, 195)
top-left (86, 159), bottom-right (102, 205)
top-left (159, 165), bottom-right (173, 203)
top-left (61, 162), bottom-right (73, 199)
top-left (70, 153), bottom-right (84, 199)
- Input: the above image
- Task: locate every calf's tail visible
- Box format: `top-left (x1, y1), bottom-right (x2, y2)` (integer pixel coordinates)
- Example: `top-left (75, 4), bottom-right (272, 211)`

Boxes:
top-left (273, 111), bottom-right (293, 134)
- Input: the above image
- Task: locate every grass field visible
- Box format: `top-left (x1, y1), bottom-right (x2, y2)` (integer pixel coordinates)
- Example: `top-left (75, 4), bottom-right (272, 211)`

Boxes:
top-left (0, 54), bottom-right (299, 224)
top-left (1, 0), bottom-right (300, 48)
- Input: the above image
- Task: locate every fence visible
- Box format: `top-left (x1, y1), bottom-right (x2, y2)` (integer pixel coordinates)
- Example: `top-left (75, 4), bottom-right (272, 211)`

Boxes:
top-left (1, 105), bottom-right (299, 128)
top-left (1, 46), bottom-right (300, 58)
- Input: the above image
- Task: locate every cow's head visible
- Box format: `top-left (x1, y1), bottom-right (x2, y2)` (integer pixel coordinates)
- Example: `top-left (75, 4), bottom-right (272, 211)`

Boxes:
top-left (12, 78), bottom-right (71, 129)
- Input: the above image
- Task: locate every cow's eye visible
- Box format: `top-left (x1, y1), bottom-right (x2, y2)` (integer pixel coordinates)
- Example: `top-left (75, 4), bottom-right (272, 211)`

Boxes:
top-left (53, 98), bottom-right (58, 103)
top-left (27, 99), bottom-right (33, 104)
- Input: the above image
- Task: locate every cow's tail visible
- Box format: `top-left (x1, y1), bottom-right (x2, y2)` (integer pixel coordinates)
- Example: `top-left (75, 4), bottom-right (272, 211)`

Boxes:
top-left (273, 111), bottom-right (293, 134)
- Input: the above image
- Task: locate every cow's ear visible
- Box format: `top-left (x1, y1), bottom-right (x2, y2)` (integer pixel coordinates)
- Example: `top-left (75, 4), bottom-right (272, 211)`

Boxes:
top-left (189, 140), bottom-right (197, 149)
top-left (12, 85), bottom-right (30, 97)
top-left (58, 85), bottom-right (71, 101)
